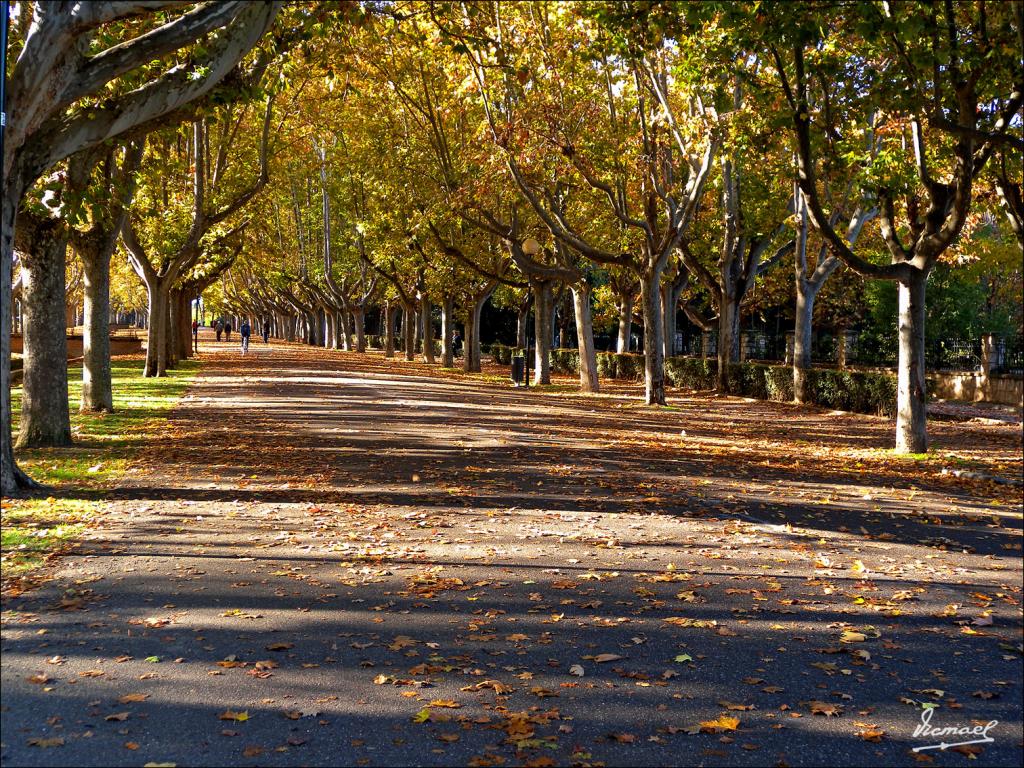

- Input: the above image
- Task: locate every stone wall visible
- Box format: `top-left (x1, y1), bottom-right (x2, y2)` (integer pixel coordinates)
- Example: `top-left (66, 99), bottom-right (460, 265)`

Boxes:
top-left (929, 371), bottom-right (1023, 408)
top-left (11, 334), bottom-right (142, 358)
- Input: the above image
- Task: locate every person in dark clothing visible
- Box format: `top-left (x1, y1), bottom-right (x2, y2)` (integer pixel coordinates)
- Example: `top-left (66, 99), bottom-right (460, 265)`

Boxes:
top-left (240, 320), bottom-right (251, 354)
top-left (262, 319), bottom-right (270, 344)
top-left (215, 319), bottom-right (223, 342)
top-left (224, 321), bottom-right (232, 341)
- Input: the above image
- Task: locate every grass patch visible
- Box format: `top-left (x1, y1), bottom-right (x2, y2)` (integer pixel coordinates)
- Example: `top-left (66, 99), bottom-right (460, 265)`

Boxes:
top-left (529, 383), bottom-right (578, 394)
top-left (1, 499), bottom-right (93, 577)
top-left (2, 356), bottom-right (199, 584)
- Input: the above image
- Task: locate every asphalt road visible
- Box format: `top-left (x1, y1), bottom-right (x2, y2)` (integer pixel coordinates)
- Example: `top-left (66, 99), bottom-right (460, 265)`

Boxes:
top-left (2, 342), bottom-right (1021, 767)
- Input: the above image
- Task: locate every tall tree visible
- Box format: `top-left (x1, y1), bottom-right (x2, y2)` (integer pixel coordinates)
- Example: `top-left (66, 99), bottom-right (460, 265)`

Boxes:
top-left (2, 2), bottom-right (279, 492)
top-left (768, 1), bottom-right (1022, 451)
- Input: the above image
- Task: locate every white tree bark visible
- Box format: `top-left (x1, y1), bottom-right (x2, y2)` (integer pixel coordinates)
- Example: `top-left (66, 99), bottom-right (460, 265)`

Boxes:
top-left (571, 282), bottom-right (599, 393)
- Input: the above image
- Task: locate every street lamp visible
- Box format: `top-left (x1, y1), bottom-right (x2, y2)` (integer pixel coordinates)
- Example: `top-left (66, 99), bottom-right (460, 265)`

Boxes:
top-left (522, 237), bottom-right (542, 257)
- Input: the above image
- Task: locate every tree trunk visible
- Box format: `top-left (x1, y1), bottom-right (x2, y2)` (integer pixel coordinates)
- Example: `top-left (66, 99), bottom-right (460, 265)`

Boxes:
top-left (616, 293), bottom-right (633, 353)
top-left (556, 295), bottom-right (571, 349)
top-left (383, 301), bottom-right (396, 358)
top-left (17, 220), bottom-right (72, 448)
top-left (661, 280), bottom-right (686, 360)
top-left (440, 296), bottom-right (454, 367)
top-left (352, 307), bottom-right (366, 352)
top-left (640, 270), bottom-right (666, 405)
top-left (464, 289), bottom-right (491, 373)
top-left (421, 296), bottom-right (435, 364)
top-left (340, 310), bottom-right (352, 351)
top-left (793, 277), bottom-right (817, 404)
top-left (325, 308), bottom-right (337, 350)
top-left (571, 281), bottom-right (599, 393)
top-left (173, 290), bottom-right (191, 361)
top-left (305, 310), bottom-right (317, 346)
top-left (143, 280), bottom-right (169, 377)
top-left (2, 190), bottom-right (43, 490)
top-left (166, 289), bottom-right (181, 368)
top-left (716, 287), bottom-right (739, 393)
top-left (516, 295), bottom-right (530, 349)
top-left (533, 280), bottom-right (553, 385)
top-left (80, 245), bottom-right (113, 412)
top-left (896, 271), bottom-right (928, 453)
top-left (402, 301), bottom-right (416, 361)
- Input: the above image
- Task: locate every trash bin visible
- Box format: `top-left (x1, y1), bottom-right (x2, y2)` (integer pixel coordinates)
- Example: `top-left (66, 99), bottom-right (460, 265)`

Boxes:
top-left (511, 355), bottom-right (525, 385)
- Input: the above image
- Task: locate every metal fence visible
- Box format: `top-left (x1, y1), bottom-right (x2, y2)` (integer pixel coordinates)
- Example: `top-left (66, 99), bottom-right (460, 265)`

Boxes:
top-left (671, 330), bottom-right (1021, 376)
top-left (925, 338), bottom-right (982, 371)
top-left (995, 336), bottom-right (1023, 376)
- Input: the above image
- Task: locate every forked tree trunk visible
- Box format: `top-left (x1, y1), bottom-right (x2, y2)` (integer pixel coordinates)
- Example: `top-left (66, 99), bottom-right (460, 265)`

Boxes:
top-left (440, 296), bottom-right (454, 368)
top-left (571, 281), bottom-right (599, 393)
top-left (896, 272), bottom-right (928, 453)
top-left (17, 220), bottom-right (72, 448)
top-left (640, 270), bottom-right (666, 405)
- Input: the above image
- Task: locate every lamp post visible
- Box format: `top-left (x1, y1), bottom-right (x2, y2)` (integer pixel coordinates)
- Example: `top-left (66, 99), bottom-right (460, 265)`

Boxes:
top-left (521, 238), bottom-right (543, 388)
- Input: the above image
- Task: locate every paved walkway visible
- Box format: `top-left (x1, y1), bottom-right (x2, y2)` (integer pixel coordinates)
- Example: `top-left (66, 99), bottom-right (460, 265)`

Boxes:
top-left (2, 341), bottom-right (1021, 767)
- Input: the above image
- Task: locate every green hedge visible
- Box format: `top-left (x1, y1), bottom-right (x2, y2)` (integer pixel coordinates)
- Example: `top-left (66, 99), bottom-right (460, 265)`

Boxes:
top-left (616, 353), bottom-right (645, 380)
top-left (483, 345), bottom-right (898, 417)
top-left (664, 357), bottom-right (716, 390)
top-left (801, 368), bottom-right (898, 416)
top-left (490, 344), bottom-right (519, 365)
top-left (550, 348), bottom-right (580, 374)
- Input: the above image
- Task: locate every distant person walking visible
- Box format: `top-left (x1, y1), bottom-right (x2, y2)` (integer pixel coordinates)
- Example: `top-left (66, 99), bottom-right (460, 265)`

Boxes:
top-left (215, 319), bottom-right (224, 342)
top-left (240, 320), bottom-right (251, 355)
top-left (224, 321), bottom-right (232, 342)
top-left (192, 319), bottom-right (199, 352)
top-left (262, 319), bottom-right (270, 344)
